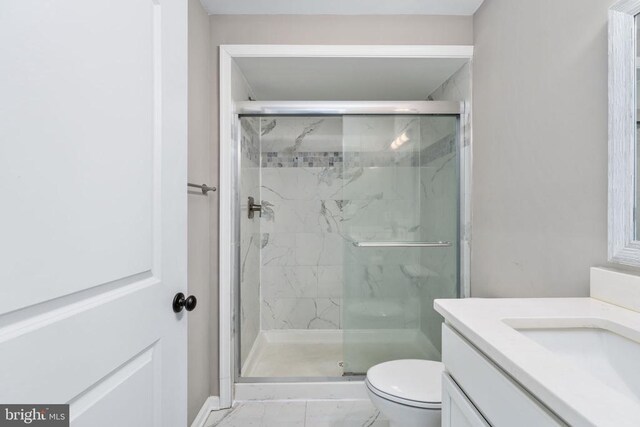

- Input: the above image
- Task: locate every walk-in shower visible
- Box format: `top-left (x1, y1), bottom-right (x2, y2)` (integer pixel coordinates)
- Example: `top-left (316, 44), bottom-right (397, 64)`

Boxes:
top-left (233, 101), bottom-right (463, 383)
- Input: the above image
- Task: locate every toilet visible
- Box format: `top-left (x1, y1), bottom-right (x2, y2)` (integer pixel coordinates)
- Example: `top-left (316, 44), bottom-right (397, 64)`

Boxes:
top-left (365, 359), bottom-right (444, 427)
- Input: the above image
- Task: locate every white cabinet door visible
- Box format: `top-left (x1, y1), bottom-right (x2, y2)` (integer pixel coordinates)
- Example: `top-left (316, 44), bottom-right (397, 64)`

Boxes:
top-left (442, 374), bottom-right (490, 427)
top-left (0, 0), bottom-right (188, 426)
top-left (442, 325), bottom-right (566, 427)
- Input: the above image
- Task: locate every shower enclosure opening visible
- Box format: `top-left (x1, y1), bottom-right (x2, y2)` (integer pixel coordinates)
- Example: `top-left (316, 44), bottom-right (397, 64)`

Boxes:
top-left (235, 102), bottom-right (461, 382)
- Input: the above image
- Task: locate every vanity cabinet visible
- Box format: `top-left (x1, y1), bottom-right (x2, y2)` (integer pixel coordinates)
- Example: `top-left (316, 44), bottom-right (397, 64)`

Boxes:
top-left (441, 324), bottom-right (567, 427)
top-left (442, 373), bottom-right (489, 427)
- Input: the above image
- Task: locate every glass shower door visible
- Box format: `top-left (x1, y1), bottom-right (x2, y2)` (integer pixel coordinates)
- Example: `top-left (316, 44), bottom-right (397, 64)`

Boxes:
top-left (341, 115), bottom-right (459, 375)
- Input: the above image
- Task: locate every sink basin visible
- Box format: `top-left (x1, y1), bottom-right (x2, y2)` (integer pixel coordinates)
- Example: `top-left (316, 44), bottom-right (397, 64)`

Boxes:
top-left (514, 326), bottom-right (640, 403)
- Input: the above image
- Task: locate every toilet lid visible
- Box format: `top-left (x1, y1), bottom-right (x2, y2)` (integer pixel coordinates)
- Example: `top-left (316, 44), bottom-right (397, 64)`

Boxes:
top-left (366, 360), bottom-right (444, 407)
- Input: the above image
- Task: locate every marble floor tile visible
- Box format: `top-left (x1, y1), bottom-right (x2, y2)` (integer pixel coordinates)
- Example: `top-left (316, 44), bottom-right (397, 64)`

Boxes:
top-left (305, 400), bottom-right (389, 427)
top-left (205, 401), bottom-right (306, 427)
top-left (203, 400), bottom-right (388, 427)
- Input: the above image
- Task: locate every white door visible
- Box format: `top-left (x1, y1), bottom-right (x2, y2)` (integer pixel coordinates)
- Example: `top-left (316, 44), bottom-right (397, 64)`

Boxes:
top-left (0, 1), bottom-right (188, 426)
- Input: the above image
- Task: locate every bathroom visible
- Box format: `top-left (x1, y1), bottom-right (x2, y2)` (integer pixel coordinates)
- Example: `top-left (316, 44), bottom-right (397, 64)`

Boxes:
top-left (2, 0), bottom-right (639, 426)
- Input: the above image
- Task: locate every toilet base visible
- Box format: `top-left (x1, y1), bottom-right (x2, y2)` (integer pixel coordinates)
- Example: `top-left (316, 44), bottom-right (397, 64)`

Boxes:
top-left (367, 386), bottom-right (441, 427)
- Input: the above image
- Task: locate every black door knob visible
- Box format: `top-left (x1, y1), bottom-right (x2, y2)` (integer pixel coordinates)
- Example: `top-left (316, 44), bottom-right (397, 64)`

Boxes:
top-left (173, 292), bottom-right (197, 313)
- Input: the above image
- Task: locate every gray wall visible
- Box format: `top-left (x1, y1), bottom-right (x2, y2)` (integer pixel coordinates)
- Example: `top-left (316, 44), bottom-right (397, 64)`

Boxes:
top-left (471, 0), bottom-right (615, 297)
top-left (187, 0), bottom-right (211, 422)
top-left (210, 15), bottom-right (473, 45)
top-left (208, 14), bottom-right (474, 396)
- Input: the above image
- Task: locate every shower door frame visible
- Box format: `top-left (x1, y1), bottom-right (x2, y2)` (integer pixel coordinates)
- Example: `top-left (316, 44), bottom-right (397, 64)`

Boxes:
top-left (219, 44), bottom-right (473, 407)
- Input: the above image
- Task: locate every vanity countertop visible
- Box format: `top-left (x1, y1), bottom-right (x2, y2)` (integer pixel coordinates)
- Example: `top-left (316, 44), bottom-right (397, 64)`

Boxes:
top-left (435, 297), bottom-right (640, 427)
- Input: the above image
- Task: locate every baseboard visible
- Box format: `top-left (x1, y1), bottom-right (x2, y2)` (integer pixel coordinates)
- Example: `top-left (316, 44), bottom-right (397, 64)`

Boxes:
top-left (190, 396), bottom-right (220, 427)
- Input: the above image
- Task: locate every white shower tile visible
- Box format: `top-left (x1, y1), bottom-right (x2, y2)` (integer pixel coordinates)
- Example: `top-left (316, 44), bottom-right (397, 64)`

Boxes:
top-left (321, 233), bottom-right (346, 265)
top-left (261, 297), bottom-right (309, 329)
top-left (261, 233), bottom-right (296, 266)
top-left (262, 297), bottom-right (340, 330)
top-left (297, 201), bottom-right (325, 234)
top-left (261, 266), bottom-right (318, 299)
top-left (294, 233), bottom-right (323, 266)
top-left (260, 116), bottom-right (341, 153)
top-left (392, 166), bottom-right (421, 200)
top-left (261, 168), bottom-right (300, 201)
top-left (296, 200), bottom-right (328, 233)
top-left (260, 199), bottom-right (305, 233)
top-left (317, 266), bottom-right (343, 298)
top-left (297, 167), bottom-right (343, 200)
top-left (309, 298), bottom-right (341, 329)
top-left (294, 233), bottom-right (345, 267)
top-left (341, 167), bottom-right (393, 201)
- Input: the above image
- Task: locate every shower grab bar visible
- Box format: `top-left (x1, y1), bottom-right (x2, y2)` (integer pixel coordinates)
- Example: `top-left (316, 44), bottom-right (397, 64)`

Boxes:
top-left (188, 182), bottom-right (217, 195)
top-left (352, 241), bottom-right (452, 248)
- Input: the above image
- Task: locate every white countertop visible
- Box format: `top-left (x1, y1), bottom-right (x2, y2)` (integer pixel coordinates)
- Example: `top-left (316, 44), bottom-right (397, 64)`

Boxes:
top-left (435, 297), bottom-right (640, 427)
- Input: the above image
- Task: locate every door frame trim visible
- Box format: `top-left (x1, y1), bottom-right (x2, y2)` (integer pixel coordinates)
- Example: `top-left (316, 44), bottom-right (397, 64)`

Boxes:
top-left (218, 44), bottom-right (474, 408)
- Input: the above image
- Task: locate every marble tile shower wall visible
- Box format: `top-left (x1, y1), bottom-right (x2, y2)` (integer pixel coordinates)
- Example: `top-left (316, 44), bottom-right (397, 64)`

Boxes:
top-left (259, 117), bottom-right (443, 169)
top-left (239, 118), bottom-right (261, 366)
top-left (258, 116), bottom-right (451, 332)
top-left (260, 117), bottom-right (345, 330)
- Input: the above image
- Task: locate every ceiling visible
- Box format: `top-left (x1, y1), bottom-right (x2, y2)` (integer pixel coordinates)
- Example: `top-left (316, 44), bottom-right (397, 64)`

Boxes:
top-left (234, 57), bottom-right (469, 101)
top-left (201, 0), bottom-right (484, 15)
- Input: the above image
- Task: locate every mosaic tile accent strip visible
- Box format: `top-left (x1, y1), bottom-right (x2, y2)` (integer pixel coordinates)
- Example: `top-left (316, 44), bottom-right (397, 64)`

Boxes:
top-left (420, 133), bottom-right (456, 166)
top-left (260, 146), bottom-right (454, 168)
top-left (262, 151), bottom-right (343, 168)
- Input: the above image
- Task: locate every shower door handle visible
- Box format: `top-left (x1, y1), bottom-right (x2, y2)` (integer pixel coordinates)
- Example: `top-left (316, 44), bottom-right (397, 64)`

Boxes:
top-left (352, 241), bottom-right (452, 248)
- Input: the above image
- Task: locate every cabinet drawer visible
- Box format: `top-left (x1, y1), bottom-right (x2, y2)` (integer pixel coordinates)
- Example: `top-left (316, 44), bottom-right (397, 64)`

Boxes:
top-left (442, 373), bottom-right (490, 427)
top-left (442, 323), bottom-right (566, 427)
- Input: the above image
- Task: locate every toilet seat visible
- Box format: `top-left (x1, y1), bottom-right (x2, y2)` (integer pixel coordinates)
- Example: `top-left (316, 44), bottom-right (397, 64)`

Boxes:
top-left (365, 359), bottom-right (444, 409)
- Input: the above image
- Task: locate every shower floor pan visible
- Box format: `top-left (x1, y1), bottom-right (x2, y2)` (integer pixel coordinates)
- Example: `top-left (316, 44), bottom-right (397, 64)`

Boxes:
top-left (241, 329), bottom-right (440, 378)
